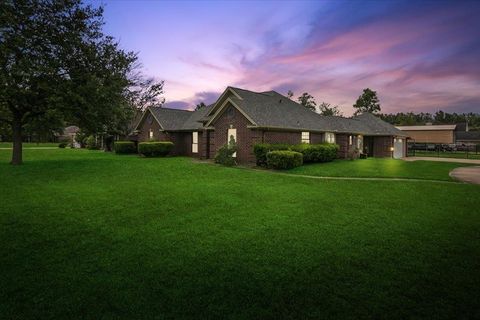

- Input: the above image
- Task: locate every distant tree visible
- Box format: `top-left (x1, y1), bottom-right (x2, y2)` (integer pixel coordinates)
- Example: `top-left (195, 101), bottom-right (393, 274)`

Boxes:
top-left (287, 90), bottom-right (294, 99)
top-left (195, 102), bottom-right (207, 111)
top-left (297, 93), bottom-right (316, 111)
top-left (353, 88), bottom-right (381, 115)
top-left (318, 102), bottom-right (343, 116)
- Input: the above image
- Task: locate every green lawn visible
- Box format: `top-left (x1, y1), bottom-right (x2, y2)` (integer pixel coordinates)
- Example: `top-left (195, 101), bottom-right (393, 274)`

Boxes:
top-left (289, 158), bottom-right (472, 181)
top-left (1, 149), bottom-right (479, 319)
top-left (0, 142), bottom-right (59, 148)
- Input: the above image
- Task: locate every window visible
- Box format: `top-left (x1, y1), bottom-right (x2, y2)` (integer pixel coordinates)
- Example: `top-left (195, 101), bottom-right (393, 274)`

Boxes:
top-left (301, 132), bottom-right (310, 144)
top-left (149, 129), bottom-right (154, 139)
top-left (349, 135), bottom-right (353, 145)
top-left (325, 132), bottom-right (335, 144)
top-left (192, 132), bottom-right (198, 153)
top-left (227, 128), bottom-right (237, 157)
top-left (357, 135), bottom-right (362, 149)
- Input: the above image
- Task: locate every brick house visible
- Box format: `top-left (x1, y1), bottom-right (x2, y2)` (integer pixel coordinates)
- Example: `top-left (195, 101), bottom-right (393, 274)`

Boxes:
top-left (134, 87), bottom-right (407, 163)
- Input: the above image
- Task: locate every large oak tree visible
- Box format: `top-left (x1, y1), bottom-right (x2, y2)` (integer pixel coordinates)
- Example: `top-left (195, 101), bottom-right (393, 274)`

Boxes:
top-left (0, 0), bottom-right (143, 164)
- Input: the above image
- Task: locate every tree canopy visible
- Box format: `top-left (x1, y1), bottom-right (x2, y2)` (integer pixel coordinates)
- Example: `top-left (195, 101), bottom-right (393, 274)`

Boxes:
top-left (353, 88), bottom-right (381, 115)
top-left (379, 111), bottom-right (480, 130)
top-left (318, 102), bottom-right (343, 117)
top-left (0, 0), bottom-right (158, 164)
top-left (195, 102), bottom-right (207, 111)
top-left (297, 92), bottom-right (316, 111)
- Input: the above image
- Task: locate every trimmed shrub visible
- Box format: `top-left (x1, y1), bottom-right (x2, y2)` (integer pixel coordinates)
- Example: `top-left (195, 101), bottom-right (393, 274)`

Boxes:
top-left (291, 143), bottom-right (339, 163)
top-left (138, 141), bottom-right (174, 157)
top-left (254, 142), bottom-right (339, 166)
top-left (114, 141), bottom-right (136, 154)
top-left (253, 143), bottom-right (291, 166)
top-left (215, 139), bottom-right (237, 166)
top-left (58, 142), bottom-right (67, 148)
top-left (86, 135), bottom-right (99, 150)
top-left (266, 150), bottom-right (303, 170)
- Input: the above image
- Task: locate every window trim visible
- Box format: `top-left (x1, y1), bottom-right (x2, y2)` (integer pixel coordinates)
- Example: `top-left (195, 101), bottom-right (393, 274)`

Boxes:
top-left (192, 131), bottom-right (198, 153)
top-left (301, 131), bottom-right (310, 144)
top-left (149, 129), bottom-right (154, 139)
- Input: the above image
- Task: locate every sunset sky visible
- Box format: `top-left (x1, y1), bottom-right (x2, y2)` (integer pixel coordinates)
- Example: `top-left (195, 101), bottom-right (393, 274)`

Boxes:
top-left (99, 0), bottom-right (480, 115)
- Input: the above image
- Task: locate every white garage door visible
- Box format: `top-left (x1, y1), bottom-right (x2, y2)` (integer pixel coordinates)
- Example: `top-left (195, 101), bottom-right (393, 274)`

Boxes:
top-left (393, 138), bottom-right (404, 159)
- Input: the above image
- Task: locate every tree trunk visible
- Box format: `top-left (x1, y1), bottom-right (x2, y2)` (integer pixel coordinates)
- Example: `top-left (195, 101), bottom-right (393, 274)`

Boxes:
top-left (11, 117), bottom-right (23, 165)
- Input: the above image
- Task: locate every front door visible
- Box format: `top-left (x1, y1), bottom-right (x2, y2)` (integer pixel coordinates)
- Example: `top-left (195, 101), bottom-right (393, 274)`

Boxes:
top-left (227, 128), bottom-right (237, 157)
top-left (363, 136), bottom-right (374, 156)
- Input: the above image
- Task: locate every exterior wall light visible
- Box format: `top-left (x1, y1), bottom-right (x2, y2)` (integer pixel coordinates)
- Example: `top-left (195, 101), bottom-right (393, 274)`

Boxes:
top-left (390, 147), bottom-right (394, 152)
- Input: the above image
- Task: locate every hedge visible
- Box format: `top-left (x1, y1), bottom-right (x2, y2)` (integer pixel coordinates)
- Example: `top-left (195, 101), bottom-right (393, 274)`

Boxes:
top-left (138, 141), bottom-right (174, 157)
top-left (114, 141), bottom-right (136, 154)
top-left (253, 143), bottom-right (291, 166)
top-left (254, 142), bottom-right (339, 166)
top-left (291, 143), bottom-right (339, 163)
top-left (58, 142), bottom-right (67, 148)
top-left (266, 150), bottom-right (303, 170)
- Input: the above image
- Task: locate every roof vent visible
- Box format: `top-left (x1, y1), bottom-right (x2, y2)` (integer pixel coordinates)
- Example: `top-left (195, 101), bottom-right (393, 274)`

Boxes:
top-left (279, 99), bottom-right (282, 103)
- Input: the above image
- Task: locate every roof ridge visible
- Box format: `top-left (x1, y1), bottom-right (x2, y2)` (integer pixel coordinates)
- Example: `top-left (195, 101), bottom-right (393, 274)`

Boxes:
top-left (150, 106), bottom-right (193, 113)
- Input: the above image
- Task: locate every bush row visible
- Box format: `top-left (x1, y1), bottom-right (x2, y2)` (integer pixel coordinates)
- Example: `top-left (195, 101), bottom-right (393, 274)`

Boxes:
top-left (114, 141), bottom-right (137, 154)
top-left (266, 151), bottom-right (303, 169)
top-left (254, 143), bottom-right (339, 166)
top-left (138, 142), bottom-right (174, 157)
top-left (113, 141), bottom-right (174, 157)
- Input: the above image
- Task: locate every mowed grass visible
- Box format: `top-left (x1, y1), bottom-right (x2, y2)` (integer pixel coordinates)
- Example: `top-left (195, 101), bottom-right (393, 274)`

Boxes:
top-left (1, 149), bottom-right (479, 319)
top-left (289, 158), bottom-right (472, 181)
top-left (0, 142), bottom-right (59, 148)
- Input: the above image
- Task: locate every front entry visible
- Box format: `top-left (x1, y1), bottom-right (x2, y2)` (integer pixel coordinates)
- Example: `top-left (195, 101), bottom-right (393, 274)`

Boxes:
top-left (363, 136), bottom-right (374, 157)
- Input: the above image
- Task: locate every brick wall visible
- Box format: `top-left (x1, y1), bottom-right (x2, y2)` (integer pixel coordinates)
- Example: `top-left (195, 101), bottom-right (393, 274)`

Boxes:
top-left (211, 103), bottom-right (258, 163)
top-left (262, 131), bottom-right (300, 144)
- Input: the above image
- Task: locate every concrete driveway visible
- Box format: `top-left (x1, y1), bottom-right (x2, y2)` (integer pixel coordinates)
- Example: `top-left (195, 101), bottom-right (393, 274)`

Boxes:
top-left (449, 166), bottom-right (480, 184)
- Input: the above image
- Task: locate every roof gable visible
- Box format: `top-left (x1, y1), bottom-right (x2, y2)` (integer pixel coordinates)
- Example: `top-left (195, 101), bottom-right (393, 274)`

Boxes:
top-left (135, 107), bottom-right (193, 131)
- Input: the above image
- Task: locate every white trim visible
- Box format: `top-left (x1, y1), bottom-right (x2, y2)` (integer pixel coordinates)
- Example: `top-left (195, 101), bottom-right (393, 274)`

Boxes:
top-left (205, 97), bottom-right (257, 127)
top-left (205, 87), bottom-right (243, 117)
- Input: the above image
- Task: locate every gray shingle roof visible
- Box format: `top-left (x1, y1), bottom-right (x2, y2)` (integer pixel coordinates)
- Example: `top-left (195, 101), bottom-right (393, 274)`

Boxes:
top-left (143, 87), bottom-right (407, 137)
top-left (181, 104), bottom-right (214, 130)
top-left (229, 87), bottom-right (405, 136)
top-left (352, 113), bottom-right (408, 136)
top-left (149, 107), bottom-right (192, 131)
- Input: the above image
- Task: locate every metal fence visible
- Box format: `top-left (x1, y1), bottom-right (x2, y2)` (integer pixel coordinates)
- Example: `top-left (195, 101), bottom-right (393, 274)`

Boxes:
top-left (407, 142), bottom-right (480, 159)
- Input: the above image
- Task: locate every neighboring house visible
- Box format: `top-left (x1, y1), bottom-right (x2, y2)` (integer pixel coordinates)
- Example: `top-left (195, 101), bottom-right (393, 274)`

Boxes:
top-left (396, 122), bottom-right (479, 145)
top-left (135, 87), bottom-right (408, 164)
top-left (58, 125), bottom-right (81, 147)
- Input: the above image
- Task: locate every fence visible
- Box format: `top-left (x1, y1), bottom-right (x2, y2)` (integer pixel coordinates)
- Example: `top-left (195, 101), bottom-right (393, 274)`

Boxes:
top-left (407, 142), bottom-right (480, 159)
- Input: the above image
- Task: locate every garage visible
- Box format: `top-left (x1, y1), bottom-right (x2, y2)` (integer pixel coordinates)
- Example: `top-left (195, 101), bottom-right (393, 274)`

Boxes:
top-left (393, 137), bottom-right (404, 159)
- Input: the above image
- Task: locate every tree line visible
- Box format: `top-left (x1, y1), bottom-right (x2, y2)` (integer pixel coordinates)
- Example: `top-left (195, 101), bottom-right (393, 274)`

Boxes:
top-left (290, 88), bottom-right (479, 130)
